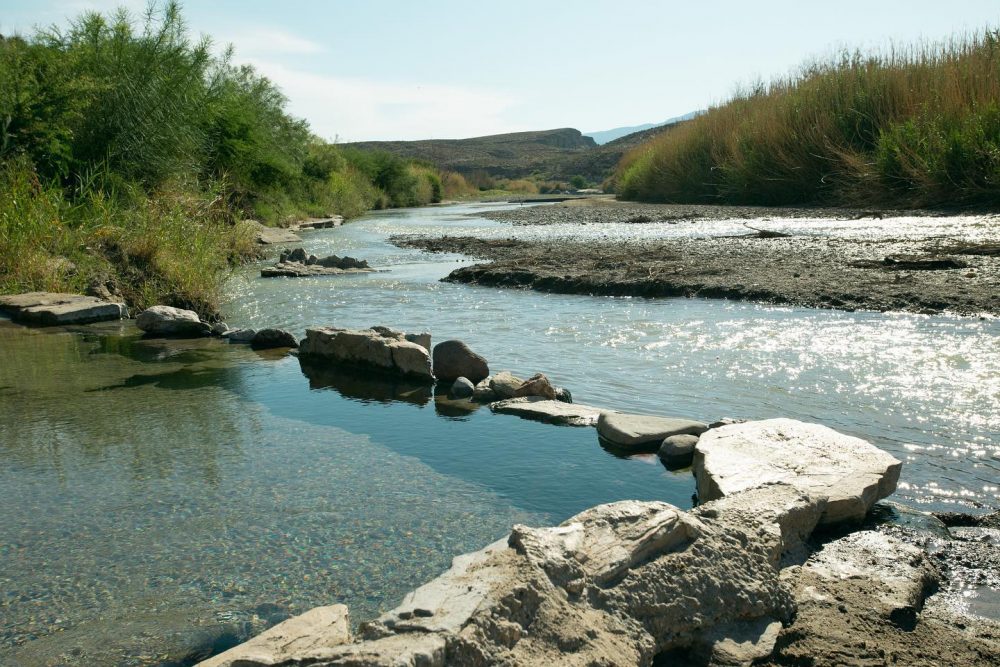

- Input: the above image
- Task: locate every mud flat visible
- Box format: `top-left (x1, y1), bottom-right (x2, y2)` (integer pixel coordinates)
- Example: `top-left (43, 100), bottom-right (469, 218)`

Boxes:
top-left (393, 200), bottom-right (1000, 315)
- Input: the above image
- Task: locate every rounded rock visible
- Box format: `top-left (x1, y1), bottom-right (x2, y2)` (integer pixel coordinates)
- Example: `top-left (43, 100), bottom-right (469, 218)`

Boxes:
top-left (250, 328), bottom-right (299, 350)
top-left (432, 340), bottom-right (489, 383)
top-left (449, 377), bottom-right (475, 399)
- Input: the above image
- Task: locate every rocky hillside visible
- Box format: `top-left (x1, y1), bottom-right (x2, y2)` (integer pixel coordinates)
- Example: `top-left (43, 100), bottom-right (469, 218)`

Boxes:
top-left (343, 124), bottom-right (683, 183)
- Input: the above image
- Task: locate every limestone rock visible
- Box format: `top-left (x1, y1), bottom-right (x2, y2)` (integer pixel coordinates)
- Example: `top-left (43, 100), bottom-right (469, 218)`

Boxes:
top-left (490, 396), bottom-right (604, 426)
top-left (299, 326), bottom-right (433, 381)
top-left (404, 332), bottom-right (431, 353)
top-left (0, 292), bottom-right (126, 326)
top-left (432, 340), bottom-right (489, 383)
top-left (449, 377), bottom-right (475, 399)
top-left (135, 305), bottom-right (210, 337)
top-left (694, 418), bottom-right (902, 525)
top-left (196, 605), bottom-right (350, 667)
top-left (472, 376), bottom-right (496, 403)
top-left (512, 372), bottom-right (556, 400)
top-left (250, 328), bottom-right (299, 350)
top-left (489, 371), bottom-right (524, 399)
top-left (658, 433), bottom-right (700, 467)
top-left (244, 220), bottom-right (301, 245)
top-left (597, 412), bottom-right (708, 449)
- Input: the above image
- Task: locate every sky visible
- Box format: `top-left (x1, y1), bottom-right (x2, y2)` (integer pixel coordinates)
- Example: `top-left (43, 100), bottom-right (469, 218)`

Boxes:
top-left (3, 1), bottom-right (1000, 142)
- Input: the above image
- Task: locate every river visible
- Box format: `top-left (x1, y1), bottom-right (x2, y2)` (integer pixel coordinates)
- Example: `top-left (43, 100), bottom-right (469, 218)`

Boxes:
top-left (1, 202), bottom-right (997, 665)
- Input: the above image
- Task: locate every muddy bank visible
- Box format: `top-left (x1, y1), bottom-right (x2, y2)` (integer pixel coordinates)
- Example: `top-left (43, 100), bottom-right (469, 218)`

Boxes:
top-left (392, 201), bottom-right (1000, 315)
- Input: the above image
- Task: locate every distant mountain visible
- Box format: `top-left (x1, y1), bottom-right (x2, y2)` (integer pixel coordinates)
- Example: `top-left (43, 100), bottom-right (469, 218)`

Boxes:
top-left (585, 112), bottom-right (699, 145)
top-left (341, 118), bottom-right (694, 183)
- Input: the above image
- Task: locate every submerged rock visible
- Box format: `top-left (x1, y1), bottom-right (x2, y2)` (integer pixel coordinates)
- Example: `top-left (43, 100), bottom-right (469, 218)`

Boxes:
top-left (489, 396), bottom-right (605, 426)
top-left (597, 412), bottom-right (708, 449)
top-left (432, 340), bottom-right (489, 383)
top-left (223, 328), bottom-right (257, 344)
top-left (0, 292), bottom-right (127, 326)
top-left (694, 418), bottom-right (902, 525)
top-left (135, 305), bottom-right (210, 337)
top-left (250, 328), bottom-right (298, 350)
top-left (299, 326), bottom-right (433, 381)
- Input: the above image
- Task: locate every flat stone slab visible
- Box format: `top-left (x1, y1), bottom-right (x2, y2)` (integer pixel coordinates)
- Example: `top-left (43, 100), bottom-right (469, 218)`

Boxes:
top-left (597, 412), bottom-right (708, 448)
top-left (299, 326), bottom-right (433, 380)
top-left (261, 263), bottom-right (379, 278)
top-left (243, 220), bottom-right (302, 245)
top-left (0, 292), bottom-right (126, 325)
top-left (197, 605), bottom-right (350, 667)
top-left (694, 418), bottom-right (902, 525)
top-left (490, 396), bottom-right (606, 426)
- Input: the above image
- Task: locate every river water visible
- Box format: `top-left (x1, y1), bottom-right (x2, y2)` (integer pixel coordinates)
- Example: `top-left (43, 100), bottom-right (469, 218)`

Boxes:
top-left (1, 202), bottom-right (997, 665)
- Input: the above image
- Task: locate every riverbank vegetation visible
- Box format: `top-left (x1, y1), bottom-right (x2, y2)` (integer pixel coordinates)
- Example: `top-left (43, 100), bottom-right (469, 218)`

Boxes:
top-left (0, 3), bottom-right (460, 317)
top-left (617, 29), bottom-right (1000, 208)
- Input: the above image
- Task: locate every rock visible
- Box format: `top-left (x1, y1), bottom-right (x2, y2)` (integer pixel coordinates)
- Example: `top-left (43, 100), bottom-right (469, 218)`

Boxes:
top-left (245, 220), bottom-right (301, 245)
top-left (554, 386), bottom-right (573, 403)
top-left (694, 418), bottom-right (902, 525)
top-left (316, 254), bottom-right (370, 270)
top-left (490, 396), bottom-right (604, 426)
top-left (512, 372), bottom-right (556, 400)
top-left (261, 262), bottom-right (377, 278)
top-left (709, 417), bottom-right (746, 429)
top-left (288, 248), bottom-right (308, 263)
top-left (489, 370), bottom-right (524, 399)
top-left (196, 605), bottom-right (351, 667)
top-left (432, 340), bottom-right (489, 383)
top-left (404, 332), bottom-right (431, 353)
top-left (250, 328), bottom-right (299, 350)
top-left (305, 254), bottom-right (318, 265)
top-left (694, 483), bottom-right (827, 565)
top-left (135, 305), bottom-right (210, 337)
top-left (658, 433), bottom-right (700, 467)
top-left (449, 377), bottom-right (475, 399)
top-left (0, 292), bottom-right (127, 326)
top-left (770, 531), bottom-right (949, 665)
top-left (693, 617), bottom-right (784, 667)
top-left (299, 326), bottom-right (433, 381)
top-left (210, 322), bottom-right (230, 336)
top-left (597, 412), bottom-right (708, 449)
top-left (472, 377), bottom-right (496, 403)
top-left (223, 328), bottom-right (257, 344)
top-left (352, 499), bottom-right (794, 664)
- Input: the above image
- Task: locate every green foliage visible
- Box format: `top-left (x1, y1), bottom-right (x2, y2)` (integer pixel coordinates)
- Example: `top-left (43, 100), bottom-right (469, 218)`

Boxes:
top-left (617, 30), bottom-right (1000, 208)
top-left (570, 175), bottom-right (587, 189)
top-left (0, 2), bottom-right (454, 313)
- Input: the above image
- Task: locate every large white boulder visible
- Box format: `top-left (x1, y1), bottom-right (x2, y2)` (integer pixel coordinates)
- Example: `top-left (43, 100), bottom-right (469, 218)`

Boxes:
top-left (694, 418), bottom-right (902, 525)
top-left (136, 305), bottom-right (210, 337)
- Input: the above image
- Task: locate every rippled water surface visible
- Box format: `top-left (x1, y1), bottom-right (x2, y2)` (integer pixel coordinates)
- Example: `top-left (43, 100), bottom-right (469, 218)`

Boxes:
top-left (2, 202), bottom-right (998, 665)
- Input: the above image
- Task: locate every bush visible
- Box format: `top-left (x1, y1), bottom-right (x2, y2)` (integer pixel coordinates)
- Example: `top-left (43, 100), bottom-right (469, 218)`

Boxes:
top-left (617, 30), bottom-right (1000, 208)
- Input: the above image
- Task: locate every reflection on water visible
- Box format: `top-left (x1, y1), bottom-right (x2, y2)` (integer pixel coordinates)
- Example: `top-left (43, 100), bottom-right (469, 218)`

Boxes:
top-left (298, 356), bottom-right (433, 405)
top-left (0, 319), bottom-right (685, 666)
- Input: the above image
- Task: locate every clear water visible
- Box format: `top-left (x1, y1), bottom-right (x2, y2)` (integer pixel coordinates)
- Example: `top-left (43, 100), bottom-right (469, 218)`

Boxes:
top-left (1, 202), bottom-right (998, 665)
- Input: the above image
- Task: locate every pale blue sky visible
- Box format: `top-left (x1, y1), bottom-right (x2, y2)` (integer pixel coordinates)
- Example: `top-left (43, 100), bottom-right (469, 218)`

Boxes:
top-left (3, 1), bottom-right (999, 141)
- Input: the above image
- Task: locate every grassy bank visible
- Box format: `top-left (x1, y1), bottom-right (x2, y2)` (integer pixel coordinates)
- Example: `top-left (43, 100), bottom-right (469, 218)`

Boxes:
top-left (617, 30), bottom-right (1000, 208)
top-left (0, 3), bottom-right (458, 317)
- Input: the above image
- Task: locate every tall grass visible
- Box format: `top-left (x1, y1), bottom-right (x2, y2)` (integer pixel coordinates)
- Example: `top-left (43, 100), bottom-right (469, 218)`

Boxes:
top-left (617, 30), bottom-right (1000, 208)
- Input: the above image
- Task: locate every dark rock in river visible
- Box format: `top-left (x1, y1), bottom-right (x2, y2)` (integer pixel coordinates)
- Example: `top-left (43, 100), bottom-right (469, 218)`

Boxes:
top-left (449, 377), bottom-right (475, 399)
top-left (658, 433), bottom-right (699, 467)
top-left (250, 328), bottom-right (299, 350)
top-left (432, 340), bottom-right (489, 383)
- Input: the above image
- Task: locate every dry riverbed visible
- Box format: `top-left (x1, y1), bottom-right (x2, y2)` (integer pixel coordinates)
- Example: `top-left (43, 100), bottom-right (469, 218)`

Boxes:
top-left (392, 199), bottom-right (1000, 316)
